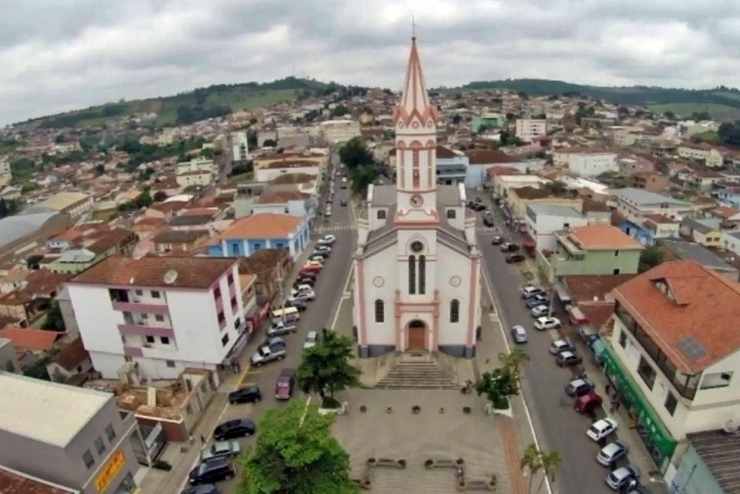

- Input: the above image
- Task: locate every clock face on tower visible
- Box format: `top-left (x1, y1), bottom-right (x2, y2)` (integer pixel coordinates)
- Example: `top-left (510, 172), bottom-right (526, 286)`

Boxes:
top-left (410, 194), bottom-right (424, 208)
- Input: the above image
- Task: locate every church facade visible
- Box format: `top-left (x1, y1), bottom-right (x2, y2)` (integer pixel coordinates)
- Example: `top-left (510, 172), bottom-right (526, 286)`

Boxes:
top-left (352, 38), bottom-right (482, 359)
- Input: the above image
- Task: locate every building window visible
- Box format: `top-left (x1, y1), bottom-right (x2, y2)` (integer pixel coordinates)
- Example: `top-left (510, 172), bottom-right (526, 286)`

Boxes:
top-left (418, 255), bottom-right (426, 294)
top-left (408, 256), bottom-right (416, 294)
top-left (619, 330), bottom-right (627, 348)
top-left (135, 290), bottom-right (143, 297)
top-left (214, 287), bottom-right (221, 299)
top-left (227, 273), bottom-right (234, 285)
top-left (82, 450), bottom-right (95, 469)
top-left (377, 210), bottom-right (386, 220)
top-left (637, 356), bottom-right (657, 390)
top-left (146, 336), bottom-right (155, 344)
top-left (614, 250), bottom-right (620, 257)
top-left (613, 268), bottom-right (621, 275)
top-left (155, 314), bottom-right (164, 322)
top-left (664, 391), bottom-right (677, 416)
top-left (231, 296), bottom-right (237, 309)
top-left (94, 437), bottom-right (106, 455)
top-left (221, 334), bottom-right (230, 346)
top-left (701, 371), bottom-right (733, 389)
top-left (161, 336), bottom-right (170, 345)
top-left (450, 299), bottom-right (460, 323)
top-left (166, 360), bottom-right (175, 368)
top-left (151, 290), bottom-right (161, 298)
top-left (140, 313), bottom-right (148, 320)
top-left (218, 312), bottom-right (225, 325)
top-left (375, 299), bottom-right (384, 323)
top-left (447, 209), bottom-right (456, 219)
top-left (105, 424), bottom-right (116, 442)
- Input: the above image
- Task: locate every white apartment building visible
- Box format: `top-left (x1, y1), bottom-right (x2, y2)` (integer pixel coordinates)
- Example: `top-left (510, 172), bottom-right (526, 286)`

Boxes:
top-left (176, 157), bottom-right (215, 188)
top-left (604, 261), bottom-right (740, 470)
top-left (66, 256), bottom-right (249, 381)
top-left (515, 119), bottom-right (547, 143)
top-left (230, 131), bottom-right (249, 162)
top-left (564, 151), bottom-right (618, 177)
top-left (614, 188), bottom-right (693, 223)
top-left (525, 204), bottom-right (588, 251)
top-left (677, 145), bottom-right (724, 168)
top-left (0, 158), bottom-right (11, 187)
top-left (319, 119), bottom-right (361, 144)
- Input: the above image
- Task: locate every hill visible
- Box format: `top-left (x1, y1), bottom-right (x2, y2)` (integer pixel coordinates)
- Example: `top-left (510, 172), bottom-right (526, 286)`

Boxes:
top-left (459, 79), bottom-right (740, 121)
top-left (20, 77), bottom-right (333, 129)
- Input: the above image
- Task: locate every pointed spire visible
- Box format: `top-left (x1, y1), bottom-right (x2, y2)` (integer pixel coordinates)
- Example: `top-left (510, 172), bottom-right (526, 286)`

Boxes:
top-left (396, 37), bottom-right (437, 126)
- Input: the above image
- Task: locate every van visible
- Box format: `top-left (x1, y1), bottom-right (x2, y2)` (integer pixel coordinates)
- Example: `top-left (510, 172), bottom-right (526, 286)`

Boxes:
top-left (271, 307), bottom-right (300, 325)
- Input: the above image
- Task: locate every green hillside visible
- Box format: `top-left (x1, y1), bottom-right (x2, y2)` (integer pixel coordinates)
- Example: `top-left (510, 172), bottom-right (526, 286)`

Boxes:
top-left (459, 79), bottom-right (740, 121)
top-left (22, 77), bottom-right (332, 129)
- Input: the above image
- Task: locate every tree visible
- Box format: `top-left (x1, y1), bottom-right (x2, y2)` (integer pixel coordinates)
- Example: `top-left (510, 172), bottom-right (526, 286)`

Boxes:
top-left (42, 300), bottom-right (66, 332)
top-left (639, 245), bottom-right (664, 272)
top-left (718, 121), bottom-right (740, 147)
top-left (134, 190), bottom-right (153, 209)
top-left (520, 443), bottom-right (561, 494)
top-left (153, 191), bottom-right (168, 202)
top-left (349, 165), bottom-right (379, 196)
top-left (498, 348), bottom-right (529, 382)
top-left (297, 329), bottom-right (359, 408)
top-left (664, 111), bottom-right (676, 120)
top-left (331, 104), bottom-right (350, 117)
top-left (338, 137), bottom-right (373, 169)
top-left (476, 368), bottom-right (518, 409)
top-left (240, 399), bottom-right (357, 494)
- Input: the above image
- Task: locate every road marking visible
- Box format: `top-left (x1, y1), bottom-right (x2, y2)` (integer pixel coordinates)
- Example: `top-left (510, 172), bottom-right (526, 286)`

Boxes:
top-left (480, 267), bottom-right (554, 494)
top-left (330, 266), bottom-right (354, 330)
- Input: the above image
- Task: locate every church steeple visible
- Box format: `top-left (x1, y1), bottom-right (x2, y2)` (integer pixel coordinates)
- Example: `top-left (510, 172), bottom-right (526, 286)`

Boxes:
top-left (395, 37), bottom-right (438, 127)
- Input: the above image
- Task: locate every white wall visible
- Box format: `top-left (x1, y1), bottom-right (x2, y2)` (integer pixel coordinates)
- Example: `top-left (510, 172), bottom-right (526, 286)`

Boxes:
top-left (568, 153), bottom-right (618, 177)
top-left (254, 165), bottom-right (319, 182)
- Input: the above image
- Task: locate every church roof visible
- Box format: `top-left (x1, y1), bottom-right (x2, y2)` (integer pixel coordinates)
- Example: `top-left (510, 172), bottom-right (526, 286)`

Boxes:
top-left (395, 37), bottom-right (438, 126)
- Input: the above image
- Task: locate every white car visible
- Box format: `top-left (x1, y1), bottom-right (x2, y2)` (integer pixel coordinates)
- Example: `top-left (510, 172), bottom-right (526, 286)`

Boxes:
top-left (520, 285), bottom-right (545, 299)
top-left (304, 330), bottom-right (318, 349)
top-left (315, 245), bottom-right (332, 253)
top-left (586, 417), bottom-right (618, 442)
top-left (292, 284), bottom-right (314, 295)
top-left (318, 234), bottom-right (336, 245)
top-left (530, 305), bottom-right (549, 317)
top-left (534, 316), bottom-right (561, 331)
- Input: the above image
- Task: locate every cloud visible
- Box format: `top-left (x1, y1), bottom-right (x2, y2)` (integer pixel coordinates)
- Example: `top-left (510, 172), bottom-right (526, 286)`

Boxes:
top-left (2, 0), bottom-right (740, 125)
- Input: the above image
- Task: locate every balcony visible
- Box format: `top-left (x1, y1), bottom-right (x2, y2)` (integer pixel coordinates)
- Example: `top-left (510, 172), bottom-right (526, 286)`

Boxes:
top-left (112, 301), bottom-right (169, 313)
top-left (118, 324), bottom-right (175, 338)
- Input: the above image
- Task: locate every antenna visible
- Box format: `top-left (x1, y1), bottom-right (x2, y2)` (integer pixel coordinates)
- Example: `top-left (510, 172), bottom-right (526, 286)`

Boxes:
top-left (411, 15), bottom-right (416, 40)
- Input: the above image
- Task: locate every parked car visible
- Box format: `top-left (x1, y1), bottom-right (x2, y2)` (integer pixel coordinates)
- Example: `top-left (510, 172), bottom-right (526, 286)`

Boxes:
top-left (200, 441), bottom-right (241, 462)
top-left (228, 385), bottom-right (262, 404)
top-left (491, 235), bottom-right (504, 245)
top-left (288, 293), bottom-right (315, 305)
top-left (213, 418), bottom-right (256, 441)
top-left (315, 245), bottom-right (332, 254)
top-left (510, 325), bottom-right (528, 344)
top-left (294, 277), bottom-right (315, 288)
top-left (301, 261), bottom-right (323, 272)
top-left (525, 296), bottom-right (549, 309)
top-left (521, 286), bottom-right (545, 299)
top-left (275, 368), bottom-right (297, 400)
top-left (182, 484), bottom-right (220, 494)
top-left (297, 270), bottom-right (318, 281)
top-left (483, 214), bottom-right (495, 227)
top-left (318, 234), bottom-right (336, 245)
top-left (574, 390), bottom-right (603, 415)
top-left (606, 465), bottom-right (640, 491)
top-left (304, 330), bottom-right (319, 349)
top-left (307, 254), bottom-right (326, 264)
top-left (530, 305), bottom-right (549, 317)
top-left (577, 325), bottom-right (598, 342)
top-left (586, 417), bottom-right (618, 442)
top-left (262, 337), bottom-right (287, 352)
top-left (267, 321), bottom-right (297, 337)
top-left (188, 458), bottom-right (235, 485)
top-left (556, 351), bottom-right (582, 367)
top-left (534, 316), bottom-right (561, 331)
top-left (620, 481), bottom-right (649, 494)
top-left (565, 377), bottom-right (594, 397)
top-left (597, 441), bottom-right (628, 467)
top-left (549, 339), bottom-right (575, 355)
top-left (500, 242), bottom-right (520, 252)
top-left (250, 345), bottom-right (286, 366)
top-left (505, 253), bottom-right (525, 263)
top-left (285, 299), bottom-right (308, 312)
top-left (293, 284), bottom-right (314, 294)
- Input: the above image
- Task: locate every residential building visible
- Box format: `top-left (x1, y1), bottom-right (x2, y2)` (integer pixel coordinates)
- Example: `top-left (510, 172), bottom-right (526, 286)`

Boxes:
top-left (614, 188), bottom-right (693, 223)
top-left (0, 157), bottom-right (11, 187)
top-left (47, 249), bottom-right (98, 274)
top-left (252, 151), bottom-right (327, 182)
top-left (319, 119), bottom-right (361, 144)
top-left (661, 239), bottom-right (739, 282)
top-left (238, 249), bottom-right (292, 302)
top-left (668, 430), bottom-right (740, 494)
top-left (492, 174), bottom-right (550, 199)
top-left (45, 336), bottom-right (92, 384)
top-left (0, 270), bottom-right (70, 325)
top-left (175, 158), bottom-right (215, 188)
top-left (0, 373), bottom-right (139, 494)
top-left (467, 150), bottom-right (523, 188)
top-left (539, 224), bottom-right (643, 282)
top-left (471, 113), bottom-right (504, 133)
top-left (525, 204), bottom-right (588, 252)
top-left (67, 256), bottom-right (250, 380)
top-left (678, 145), bottom-right (724, 168)
top-left (230, 130), bottom-right (249, 162)
top-left (680, 218), bottom-right (723, 248)
top-left (630, 172), bottom-right (670, 193)
top-left (26, 192), bottom-right (93, 219)
top-left (562, 151), bottom-right (618, 177)
top-left (603, 261), bottom-right (740, 471)
top-left (712, 184), bottom-right (740, 209)
top-left (722, 230), bottom-right (740, 257)
top-left (208, 212), bottom-right (309, 260)
top-left (235, 190), bottom-right (316, 221)
top-left (515, 118), bottom-right (547, 143)
top-left (151, 229), bottom-right (209, 254)
top-left (277, 126), bottom-right (311, 148)
top-left (505, 186), bottom-right (583, 221)
top-left (435, 145), bottom-right (469, 185)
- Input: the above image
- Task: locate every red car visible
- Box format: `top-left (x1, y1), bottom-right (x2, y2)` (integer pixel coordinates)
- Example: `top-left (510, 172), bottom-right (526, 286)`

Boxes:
top-left (574, 390), bottom-right (603, 415)
top-left (275, 368), bottom-right (296, 400)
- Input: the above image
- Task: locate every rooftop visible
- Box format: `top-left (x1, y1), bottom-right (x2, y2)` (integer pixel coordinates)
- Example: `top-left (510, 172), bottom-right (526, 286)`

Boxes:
top-left (468, 149), bottom-right (517, 165)
top-left (219, 213), bottom-right (302, 239)
top-left (528, 204), bottom-right (583, 218)
top-left (562, 274), bottom-right (636, 303)
top-left (614, 187), bottom-right (690, 207)
top-left (614, 261), bottom-right (740, 373)
top-left (70, 255), bottom-right (236, 289)
top-left (0, 372), bottom-right (111, 448)
top-left (0, 327), bottom-right (59, 352)
top-left (566, 224), bottom-right (643, 251)
top-left (0, 212), bottom-right (62, 250)
top-left (0, 464), bottom-right (76, 494)
top-left (31, 192), bottom-right (90, 212)
top-left (660, 240), bottom-right (738, 274)
top-left (687, 429), bottom-right (740, 493)
top-left (256, 190), bottom-right (310, 204)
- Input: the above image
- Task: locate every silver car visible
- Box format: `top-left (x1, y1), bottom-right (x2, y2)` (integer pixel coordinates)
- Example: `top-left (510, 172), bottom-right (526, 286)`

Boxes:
top-left (199, 440), bottom-right (241, 462)
top-left (510, 325), bottom-right (528, 344)
top-left (596, 441), bottom-right (628, 467)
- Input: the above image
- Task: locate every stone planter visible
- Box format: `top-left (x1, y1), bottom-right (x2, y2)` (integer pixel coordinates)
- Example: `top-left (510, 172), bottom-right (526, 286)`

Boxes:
top-left (485, 399), bottom-right (513, 418)
top-left (318, 401), bottom-right (349, 416)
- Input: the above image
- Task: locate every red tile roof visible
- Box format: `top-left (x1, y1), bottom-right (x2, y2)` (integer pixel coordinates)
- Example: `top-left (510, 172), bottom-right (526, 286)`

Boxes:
top-left (0, 327), bottom-right (59, 352)
top-left (614, 261), bottom-right (740, 373)
top-left (220, 213), bottom-right (302, 239)
top-left (256, 191), bottom-right (310, 204)
top-left (0, 465), bottom-right (75, 494)
top-left (568, 224), bottom-right (643, 250)
top-left (562, 274), bottom-right (636, 303)
top-left (52, 336), bottom-right (89, 371)
top-left (468, 149), bottom-right (516, 165)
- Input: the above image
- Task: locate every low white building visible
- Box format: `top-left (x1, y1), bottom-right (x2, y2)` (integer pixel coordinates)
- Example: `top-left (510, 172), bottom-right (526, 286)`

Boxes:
top-left (67, 256), bottom-right (249, 380)
top-left (176, 158), bottom-right (215, 188)
top-left (493, 175), bottom-right (550, 198)
top-left (320, 119), bottom-right (361, 145)
top-left (515, 119), bottom-right (547, 143)
top-left (526, 204), bottom-right (588, 252)
top-left (614, 188), bottom-right (693, 223)
top-left (677, 145), bottom-right (724, 168)
top-left (562, 151), bottom-right (618, 177)
top-left (230, 131), bottom-right (249, 162)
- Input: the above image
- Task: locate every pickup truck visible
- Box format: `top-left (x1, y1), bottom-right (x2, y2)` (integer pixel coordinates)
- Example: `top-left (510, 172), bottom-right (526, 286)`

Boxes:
top-left (250, 345), bottom-right (286, 367)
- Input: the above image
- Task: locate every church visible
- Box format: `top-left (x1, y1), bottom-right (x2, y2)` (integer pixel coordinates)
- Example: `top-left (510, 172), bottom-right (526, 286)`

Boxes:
top-left (352, 37), bottom-right (482, 359)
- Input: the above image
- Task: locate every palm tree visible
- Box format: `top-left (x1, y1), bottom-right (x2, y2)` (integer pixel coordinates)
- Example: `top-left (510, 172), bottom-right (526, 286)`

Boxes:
top-left (498, 348), bottom-right (529, 380)
top-left (520, 443), bottom-right (542, 494)
top-left (537, 450), bottom-right (561, 493)
top-left (520, 443), bottom-right (561, 494)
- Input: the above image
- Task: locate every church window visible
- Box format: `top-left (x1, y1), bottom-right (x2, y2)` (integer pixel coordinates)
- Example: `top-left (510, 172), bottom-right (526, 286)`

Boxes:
top-left (418, 255), bottom-right (426, 294)
top-left (377, 210), bottom-right (386, 220)
top-left (375, 299), bottom-right (384, 323)
top-left (446, 209), bottom-right (456, 219)
top-left (412, 150), bottom-right (420, 187)
top-left (408, 256), bottom-right (416, 294)
top-left (450, 299), bottom-right (460, 323)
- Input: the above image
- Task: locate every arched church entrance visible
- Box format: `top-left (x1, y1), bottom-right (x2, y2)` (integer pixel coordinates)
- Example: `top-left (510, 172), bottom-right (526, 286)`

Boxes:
top-left (407, 320), bottom-right (427, 351)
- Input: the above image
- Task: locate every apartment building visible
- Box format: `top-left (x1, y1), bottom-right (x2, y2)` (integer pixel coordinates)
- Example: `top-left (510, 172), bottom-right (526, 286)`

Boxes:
top-left (175, 158), bottom-right (215, 188)
top-left (677, 145), bottom-right (724, 168)
top-left (319, 119), bottom-right (361, 144)
top-left (0, 373), bottom-right (139, 494)
top-left (614, 188), bottom-right (693, 223)
top-left (515, 118), bottom-right (547, 143)
top-left (553, 150), bottom-right (619, 177)
top-left (66, 256), bottom-right (248, 380)
top-left (525, 204), bottom-right (587, 252)
top-left (602, 261), bottom-right (740, 471)
top-left (230, 130), bottom-right (249, 162)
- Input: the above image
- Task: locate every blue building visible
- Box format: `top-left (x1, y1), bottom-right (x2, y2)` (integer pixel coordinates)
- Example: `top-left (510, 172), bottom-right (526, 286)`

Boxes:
top-left (208, 213), bottom-right (309, 259)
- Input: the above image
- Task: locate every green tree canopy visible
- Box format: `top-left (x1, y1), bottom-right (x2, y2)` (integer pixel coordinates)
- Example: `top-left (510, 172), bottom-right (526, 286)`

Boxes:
top-left (240, 399), bottom-right (357, 494)
top-left (297, 329), bottom-right (359, 408)
top-left (639, 245), bottom-right (664, 272)
top-left (520, 443), bottom-right (562, 494)
top-left (338, 137), bottom-right (373, 169)
top-left (42, 300), bottom-right (66, 332)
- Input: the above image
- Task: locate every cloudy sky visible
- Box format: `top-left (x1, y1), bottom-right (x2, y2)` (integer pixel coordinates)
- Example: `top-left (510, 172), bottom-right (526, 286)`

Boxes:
top-left (2, 0), bottom-right (740, 125)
